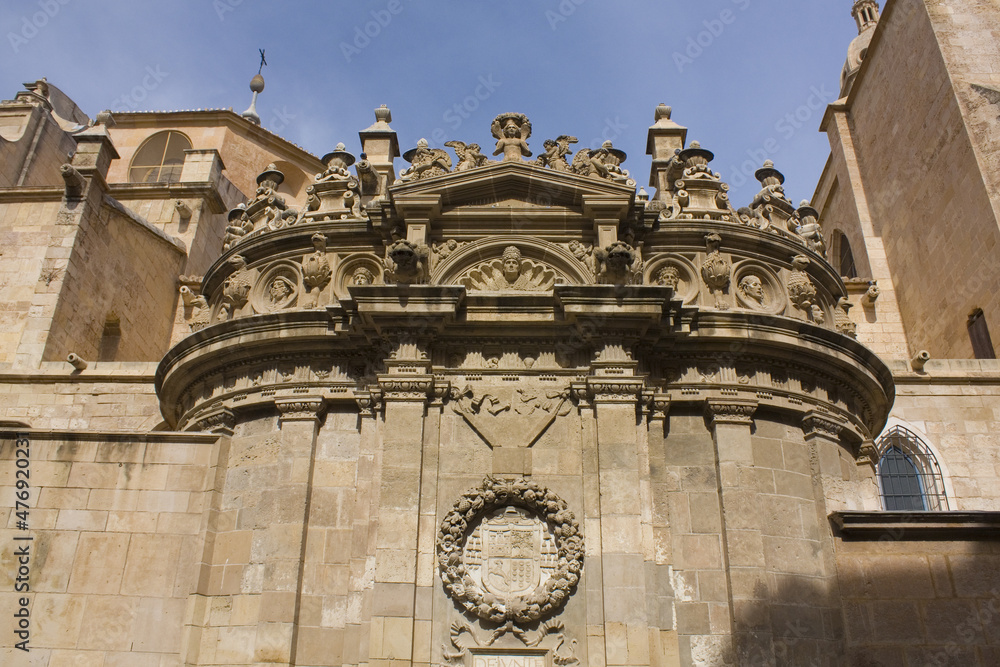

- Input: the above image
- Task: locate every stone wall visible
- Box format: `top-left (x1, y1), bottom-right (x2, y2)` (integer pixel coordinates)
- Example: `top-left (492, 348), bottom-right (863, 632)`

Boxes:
top-left (887, 359), bottom-right (1000, 510)
top-left (0, 430), bottom-right (217, 666)
top-left (837, 536), bottom-right (1000, 665)
top-left (41, 196), bottom-right (185, 364)
top-left (844, 0), bottom-right (1000, 358)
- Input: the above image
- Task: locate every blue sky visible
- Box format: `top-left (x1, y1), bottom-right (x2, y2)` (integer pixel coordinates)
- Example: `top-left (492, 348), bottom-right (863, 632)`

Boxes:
top-left (1, 0), bottom-right (861, 206)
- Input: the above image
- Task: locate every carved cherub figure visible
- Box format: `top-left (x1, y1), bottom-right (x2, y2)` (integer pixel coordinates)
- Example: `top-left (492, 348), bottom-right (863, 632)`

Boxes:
top-left (445, 141), bottom-right (488, 172)
top-left (491, 113), bottom-right (532, 162)
top-left (536, 135), bottom-right (577, 171)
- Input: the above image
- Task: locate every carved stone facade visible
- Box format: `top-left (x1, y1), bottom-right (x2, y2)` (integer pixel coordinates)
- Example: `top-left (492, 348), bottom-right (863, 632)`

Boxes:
top-left (2, 6), bottom-right (1000, 665)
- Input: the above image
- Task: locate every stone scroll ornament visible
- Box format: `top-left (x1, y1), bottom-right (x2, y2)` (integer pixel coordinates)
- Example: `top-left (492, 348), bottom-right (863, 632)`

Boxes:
top-left (437, 477), bottom-right (583, 625)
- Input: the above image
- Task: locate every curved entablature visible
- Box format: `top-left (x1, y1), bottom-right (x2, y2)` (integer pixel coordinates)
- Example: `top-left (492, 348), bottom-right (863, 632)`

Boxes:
top-left (156, 285), bottom-right (892, 446)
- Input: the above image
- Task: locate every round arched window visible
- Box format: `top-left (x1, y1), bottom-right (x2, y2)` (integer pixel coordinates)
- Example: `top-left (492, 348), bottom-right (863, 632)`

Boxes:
top-left (128, 131), bottom-right (192, 183)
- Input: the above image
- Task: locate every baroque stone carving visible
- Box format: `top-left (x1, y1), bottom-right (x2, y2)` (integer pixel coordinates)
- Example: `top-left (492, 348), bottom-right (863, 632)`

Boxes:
top-left (445, 141), bottom-right (489, 172)
top-left (250, 262), bottom-right (301, 313)
top-left (437, 477), bottom-right (583, 625)
top-left (443, 620), bottom-right (579, 666)
top-left (535, 135), bottom-right (577, 171)
top-left (222, 204), bottom-right (250, 251)
top-left (449, 384), bottom-right (571, 448)
top-left (835, 297), bottom-right (858, 338)
top-left (492, 112), bottom-right (532, 162)
top-left (706, 399), bottom-right (758, 426)
top-left (383, 239), bottom-right (429, 284)
top-left (458, 246), bottom-right (556, 292)
top-left (795, 200), bottom-right (827, 256)
top-left (187, 294), bottom-right (212, 332)
top-left (433, 239), bottom-right (465, 261)
top-left (788, 255), bottom-right (819, 319)
top-left (298, 143), bottom-right (367, 222)
top-left (594, 241), bottom-right (642, 285)
top-left (301, 233), bottom-right (331, 308)
top-left (571, 140), bottom-right (634, 186)
top-left (655, 265), bottom-right (681, 289)
top-left (400, 138), bottom-right (453, 181)
top-left (351, 267), bottom-right (375, 285)
top-left (701, 233), bottom-right (731, 309)
top-left (220, 255), bottom-right (253, 320)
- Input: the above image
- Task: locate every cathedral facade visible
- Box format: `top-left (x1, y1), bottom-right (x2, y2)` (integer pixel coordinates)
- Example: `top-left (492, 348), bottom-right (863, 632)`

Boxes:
top-left (1, 1), bottom-right (999, 665)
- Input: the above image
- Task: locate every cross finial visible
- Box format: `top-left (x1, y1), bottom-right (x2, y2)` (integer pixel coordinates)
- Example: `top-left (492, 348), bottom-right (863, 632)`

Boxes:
top-left (258, 49), bottom-right (267, 75)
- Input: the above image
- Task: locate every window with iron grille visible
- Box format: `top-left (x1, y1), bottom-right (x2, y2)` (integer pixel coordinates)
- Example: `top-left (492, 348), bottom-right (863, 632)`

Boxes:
top-left (876, 425), bottom-right (949, 511)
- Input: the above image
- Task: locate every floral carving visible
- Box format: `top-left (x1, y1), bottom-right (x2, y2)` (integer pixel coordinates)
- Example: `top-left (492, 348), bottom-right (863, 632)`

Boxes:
top-left (437, 477), bottom-right (583, 625)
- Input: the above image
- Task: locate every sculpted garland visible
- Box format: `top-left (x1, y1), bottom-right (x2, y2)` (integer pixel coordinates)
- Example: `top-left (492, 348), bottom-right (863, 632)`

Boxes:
top-left (437, 477), bottom-right (583, 625)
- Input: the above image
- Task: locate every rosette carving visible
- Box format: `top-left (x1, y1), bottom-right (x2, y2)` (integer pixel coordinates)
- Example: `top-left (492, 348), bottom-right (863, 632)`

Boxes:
top-left (437, 477), bottom-right (583, 625)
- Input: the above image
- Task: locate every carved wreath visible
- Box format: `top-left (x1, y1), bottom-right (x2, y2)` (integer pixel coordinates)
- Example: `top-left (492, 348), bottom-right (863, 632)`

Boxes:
top-left (437, 477), bottom-right (583, 625)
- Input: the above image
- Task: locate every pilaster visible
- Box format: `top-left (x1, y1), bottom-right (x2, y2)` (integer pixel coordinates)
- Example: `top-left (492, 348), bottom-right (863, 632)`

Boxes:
top-left (704, 398), bottom-right (766, 665)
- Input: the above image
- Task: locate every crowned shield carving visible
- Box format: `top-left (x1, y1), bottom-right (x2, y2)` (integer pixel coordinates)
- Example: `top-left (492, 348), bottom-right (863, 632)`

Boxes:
top-left (438, 477), bottom-right (583, 625)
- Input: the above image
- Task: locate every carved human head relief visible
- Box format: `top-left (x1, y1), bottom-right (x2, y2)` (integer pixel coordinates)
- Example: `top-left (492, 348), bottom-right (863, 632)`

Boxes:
top-left (502, 246), bottom-right (523, 283)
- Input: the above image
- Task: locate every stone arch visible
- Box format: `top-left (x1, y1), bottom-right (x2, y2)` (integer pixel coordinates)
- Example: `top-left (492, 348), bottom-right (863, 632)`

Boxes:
top-left (431, 235), bottom-right (594, 287)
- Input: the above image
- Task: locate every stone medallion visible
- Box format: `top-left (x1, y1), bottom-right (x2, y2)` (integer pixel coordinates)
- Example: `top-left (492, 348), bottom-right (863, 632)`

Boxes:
top-left (437, 477), bottom-right (583, 624)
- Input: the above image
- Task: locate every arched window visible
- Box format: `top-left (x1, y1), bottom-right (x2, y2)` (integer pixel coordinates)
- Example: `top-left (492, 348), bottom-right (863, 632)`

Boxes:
top-left (836, 231), bottom-right (858, 279)
top-left (876, 425), bottom-right (949, 511)
top-left (128, 130), bottom-right (192, 184)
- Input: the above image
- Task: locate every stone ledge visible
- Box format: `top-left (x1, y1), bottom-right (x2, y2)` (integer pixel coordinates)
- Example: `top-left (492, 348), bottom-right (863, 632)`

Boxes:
top-left (830, 510), bottom-right (1000, 540)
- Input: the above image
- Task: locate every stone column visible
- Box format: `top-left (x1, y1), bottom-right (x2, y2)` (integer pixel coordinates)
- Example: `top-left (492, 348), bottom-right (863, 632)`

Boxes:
top-left (368, 375), bottom-right (432, 664)
top-left (704, 398), bottom-right (769, 665)
top-left (590, 377), bottom-right (652, 667)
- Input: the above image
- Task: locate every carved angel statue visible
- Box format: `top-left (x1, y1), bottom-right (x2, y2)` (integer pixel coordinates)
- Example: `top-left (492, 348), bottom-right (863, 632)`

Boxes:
top-left (491, 112), bottom-right (532, 162)
top-left (445, 141), bottom-right (488, 172)
top-left (535, 135), bottom-right (577, 171)
top-left (399, 138), bottom-right (452, 181)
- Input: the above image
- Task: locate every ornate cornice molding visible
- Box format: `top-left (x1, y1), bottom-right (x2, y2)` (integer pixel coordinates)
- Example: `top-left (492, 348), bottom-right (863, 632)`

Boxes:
top-left (705, 398), bottom-right (758, 426)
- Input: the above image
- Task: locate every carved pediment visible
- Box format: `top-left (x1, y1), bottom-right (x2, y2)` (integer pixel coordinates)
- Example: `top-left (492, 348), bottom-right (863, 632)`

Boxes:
top-left (389, 160), bottom-right (634, 214)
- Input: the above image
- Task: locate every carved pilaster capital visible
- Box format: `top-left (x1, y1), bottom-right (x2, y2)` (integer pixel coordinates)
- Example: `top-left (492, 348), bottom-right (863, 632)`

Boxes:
top-left (354, 389), bottom-right (382, 417)
top-left (191, 407), bottom-right (235, 435)
top-left (429, 379), bottom-right (451, 406)
top-left (857, 440), bottom-right (878, 472)
top-left (650, 393), bottom-right (671, 421)
top-left (377, 374), bottom-right (434, 402)
top-left (275, 397), bottom-right (326, 423)
top-left (705, 398), bottom-right (758, 426)
top-left (802, 410), bottom-right (846, 440)
top-left (586, 377), bottom-right (646, 404)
